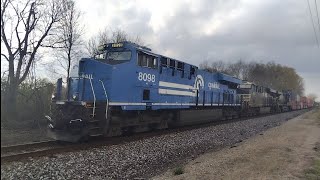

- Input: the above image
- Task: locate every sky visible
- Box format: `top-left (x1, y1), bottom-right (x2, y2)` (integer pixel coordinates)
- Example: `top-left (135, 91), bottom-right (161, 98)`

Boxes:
top-left (75, 0), bottom-right (320, 99)
top-left (1, 0), bottom-right (320, 100)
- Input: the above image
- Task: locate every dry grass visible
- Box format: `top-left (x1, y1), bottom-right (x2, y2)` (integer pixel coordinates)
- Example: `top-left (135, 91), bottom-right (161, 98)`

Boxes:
top-left (304, 108), bottom-right (320, 125)
top-left (173, 166), bottom-right (184, 175)
top-left (304, 137), bottom-right (320, 180)
top-left (304, 159), bottom-right (320, 180)
top-left (315, 109), bottom-right (320, 126)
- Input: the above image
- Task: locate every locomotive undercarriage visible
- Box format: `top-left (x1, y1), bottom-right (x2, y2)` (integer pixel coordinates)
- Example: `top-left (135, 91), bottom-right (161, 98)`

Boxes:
top-left (47, 101), bottom-right (175, 142)
top-left (239, 104), bottom-right (291, 117)
top-left (47, 100), bottom-right (295, 142)
top-left (47, 101), bottom-right (245, 142)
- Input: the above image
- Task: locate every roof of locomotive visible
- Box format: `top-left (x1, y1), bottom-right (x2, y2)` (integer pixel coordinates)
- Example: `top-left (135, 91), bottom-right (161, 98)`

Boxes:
top-left (216, 73), bottom-right (242, 85)
top-left (99, 41), bottom-right (152, 52)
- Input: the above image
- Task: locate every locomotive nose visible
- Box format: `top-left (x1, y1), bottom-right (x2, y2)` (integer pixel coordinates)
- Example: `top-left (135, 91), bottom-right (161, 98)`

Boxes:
top-left (77, 58), bottom-right (113, 101)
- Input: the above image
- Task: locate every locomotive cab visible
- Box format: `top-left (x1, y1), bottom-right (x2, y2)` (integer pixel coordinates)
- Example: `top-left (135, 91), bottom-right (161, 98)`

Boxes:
top-left (47, 42), bottom-right (149, 141)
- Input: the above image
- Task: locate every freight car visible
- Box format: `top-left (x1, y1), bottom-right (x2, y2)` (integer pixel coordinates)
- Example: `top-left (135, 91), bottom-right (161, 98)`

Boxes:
top-left (301, 96), bottom-right (314, 109)
top-left (46, 41), bottom-right (311, 142)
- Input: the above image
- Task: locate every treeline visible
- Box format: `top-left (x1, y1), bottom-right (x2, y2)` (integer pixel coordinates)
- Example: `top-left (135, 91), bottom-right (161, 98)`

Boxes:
top-left (199, 60), bottom-right (304, 95)
top-left (1, 78), bottom-right (54, 128)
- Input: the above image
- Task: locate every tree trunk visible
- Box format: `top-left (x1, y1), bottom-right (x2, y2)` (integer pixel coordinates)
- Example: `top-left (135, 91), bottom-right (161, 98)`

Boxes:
top-left (4, 80), bottom-right (18, 125)
top-left (66, 50), bottom-right (72, 100)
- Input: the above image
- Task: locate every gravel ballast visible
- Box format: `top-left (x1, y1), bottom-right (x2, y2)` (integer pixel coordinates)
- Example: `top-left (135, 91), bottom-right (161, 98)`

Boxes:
top-left (1, 110), bottom-right (309, 179)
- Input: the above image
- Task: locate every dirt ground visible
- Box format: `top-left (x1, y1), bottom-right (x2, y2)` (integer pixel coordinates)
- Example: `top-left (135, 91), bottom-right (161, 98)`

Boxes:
top-left (153, 109), bottom-right (320, 180)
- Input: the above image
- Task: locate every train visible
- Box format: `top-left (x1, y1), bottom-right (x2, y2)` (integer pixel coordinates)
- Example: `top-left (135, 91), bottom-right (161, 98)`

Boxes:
top-left (46, 41), bottom-right (314, 142)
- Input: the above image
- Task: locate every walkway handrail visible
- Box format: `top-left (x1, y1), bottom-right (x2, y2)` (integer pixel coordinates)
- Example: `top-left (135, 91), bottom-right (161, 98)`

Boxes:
top-left (89, 78), bottom-right (96, 117)
top-left (99, 80), bottom-right (109, 119)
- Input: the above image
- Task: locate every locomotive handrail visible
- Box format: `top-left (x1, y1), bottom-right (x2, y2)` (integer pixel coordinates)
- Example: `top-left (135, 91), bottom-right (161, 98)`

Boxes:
top-left (99, 80), bottom-right (109, 120)
top-left (88, 78), bottom-right (96, 117)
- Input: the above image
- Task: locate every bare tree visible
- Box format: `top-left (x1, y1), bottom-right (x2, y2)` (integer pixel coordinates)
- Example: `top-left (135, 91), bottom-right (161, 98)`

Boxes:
top-left (86, 28), bottom-right (144, 57)
top-left (1, 0), bottom-right (64, 121)
top-left (199, 60), bottom-right (227, 73)
top-left (211, 61), bottom-right (228, 73)
top-left (86, 28), bottom-right (110, 57)
top-left (50, 0), bottom-right (83, 81)
top-left (110, 29), bottom-right (128, 43)
top-left (225, 59), bottom-right (246, 79)
top-left (199, 60), bottom-right (211, 71)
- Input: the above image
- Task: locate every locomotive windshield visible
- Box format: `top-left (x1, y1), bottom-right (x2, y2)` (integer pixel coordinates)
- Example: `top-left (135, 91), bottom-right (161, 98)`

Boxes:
top-left (107, 51), bottom-right (131, 61)
top-left (239, 84), bottom-right (252, 89)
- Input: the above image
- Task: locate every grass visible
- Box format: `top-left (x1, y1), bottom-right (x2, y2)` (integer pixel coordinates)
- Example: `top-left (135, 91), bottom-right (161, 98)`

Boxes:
top-left (304, 108), bottom-right (320, 180)
top-left (305, 108), bottom-right (320, 126)
top-left (173, 166), bottom-right (184, 175)
top-left (304, 159), bottom-right (320, 180)
top-left (317, 110), bottom-right (320, 126)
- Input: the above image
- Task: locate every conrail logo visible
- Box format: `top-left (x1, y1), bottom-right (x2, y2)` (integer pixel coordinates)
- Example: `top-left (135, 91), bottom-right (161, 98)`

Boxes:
top-left (194, 75), bottom-right (204, 90)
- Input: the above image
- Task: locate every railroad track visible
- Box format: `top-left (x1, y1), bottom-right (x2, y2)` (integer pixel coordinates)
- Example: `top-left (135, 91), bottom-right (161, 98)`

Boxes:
top-left (1, 109), bottom-right (310, 164)
top-left (1, 140), bottom-right (68, 163)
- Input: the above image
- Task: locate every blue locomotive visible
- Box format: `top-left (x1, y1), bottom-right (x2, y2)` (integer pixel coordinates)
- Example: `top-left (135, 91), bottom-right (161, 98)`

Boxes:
top-left (47, 41), bottom-right (243, 142)
top-left (49, 41), bottom-right (311, 142)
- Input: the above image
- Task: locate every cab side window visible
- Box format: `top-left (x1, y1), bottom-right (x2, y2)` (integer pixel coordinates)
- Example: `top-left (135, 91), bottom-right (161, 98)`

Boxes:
top-left (169, 59), bottom-right (176, 76)
top-left (189, 66), bottom-right (196, 79)
top-left (138, 52), bottom-right (147, 67)
top-left (177, 62), bottom-right (184, 78)
top-left (169, 59), bottom-right (175, 69)
top-left (161, 57), bottom-right (168, 67)
top-left (137, 52), bottom-right (158, 69)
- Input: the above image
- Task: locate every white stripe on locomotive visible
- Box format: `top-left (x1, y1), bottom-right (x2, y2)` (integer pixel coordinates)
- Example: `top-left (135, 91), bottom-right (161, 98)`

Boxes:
top-left (159, 81), bottom-right (194, 90)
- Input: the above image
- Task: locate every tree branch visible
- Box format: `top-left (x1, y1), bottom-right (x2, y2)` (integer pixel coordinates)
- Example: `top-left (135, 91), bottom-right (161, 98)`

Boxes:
top-left (16, 1), bottom-right (35, 80)
top-left (1, 0), bottom-right (13, 58)
top-left (1, 53), bottom-right (9, 61)
top-left (19, 6), bottom-right (57, 84)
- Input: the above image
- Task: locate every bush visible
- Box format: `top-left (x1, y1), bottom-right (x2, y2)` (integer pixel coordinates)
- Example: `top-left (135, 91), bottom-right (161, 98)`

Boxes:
top-left (173, 166), bottom-right (184, 175)
top-left (1, 78), bottom-right (54, 129)
top-left (304, 159), bottom-right (320, 180)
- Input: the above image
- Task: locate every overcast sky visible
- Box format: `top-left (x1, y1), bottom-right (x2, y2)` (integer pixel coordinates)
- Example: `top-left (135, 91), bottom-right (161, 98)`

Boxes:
top-left (1, 0), bottom-right (319, 99)
top-left (75, 0), bottom-right (320, 99)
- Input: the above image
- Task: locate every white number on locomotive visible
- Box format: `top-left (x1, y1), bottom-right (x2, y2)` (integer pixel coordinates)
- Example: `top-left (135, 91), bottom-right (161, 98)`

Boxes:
top-left (138, 72), bottom-right (155, 82)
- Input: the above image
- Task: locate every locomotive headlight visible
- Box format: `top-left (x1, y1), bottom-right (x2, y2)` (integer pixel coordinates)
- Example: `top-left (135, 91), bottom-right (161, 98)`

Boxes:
top-left (51, 93), bottom-right (55, 99)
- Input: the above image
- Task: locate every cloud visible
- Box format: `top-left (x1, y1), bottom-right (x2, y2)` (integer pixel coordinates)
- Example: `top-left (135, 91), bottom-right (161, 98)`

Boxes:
top-left (3, 0), bottom-right (312, 96)
top-left (143, 0), bottom-right (320, 73)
